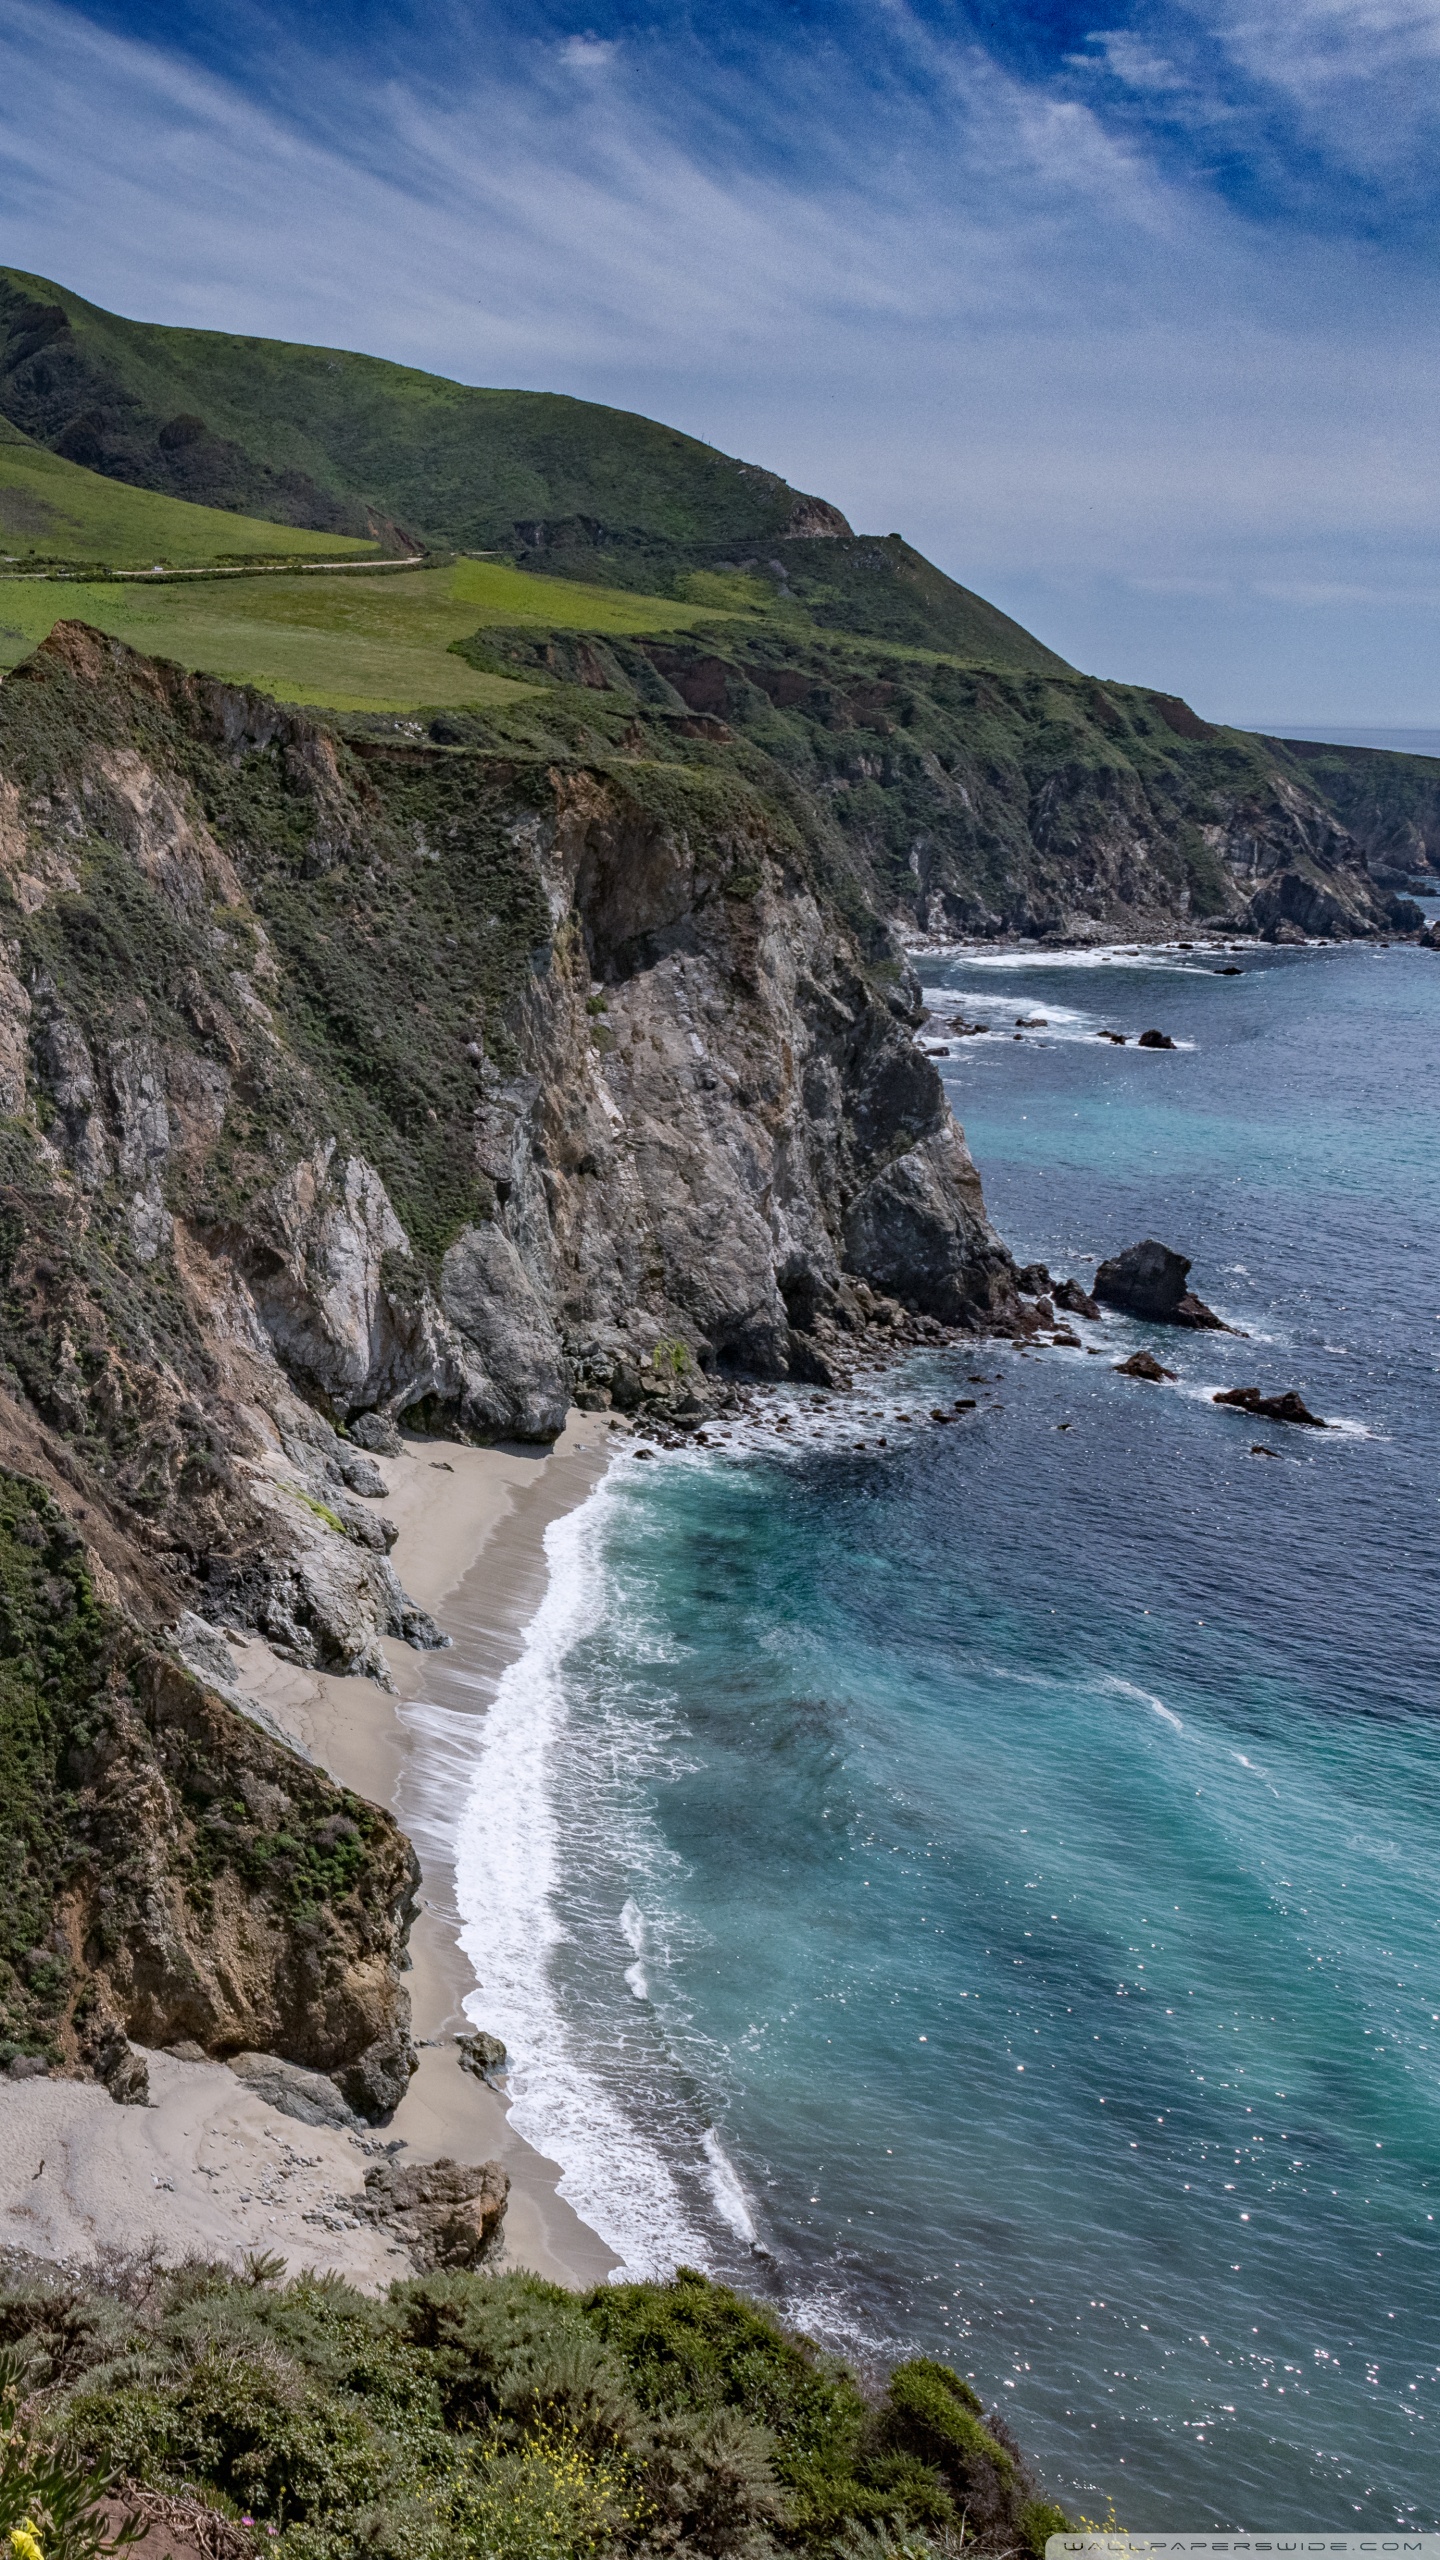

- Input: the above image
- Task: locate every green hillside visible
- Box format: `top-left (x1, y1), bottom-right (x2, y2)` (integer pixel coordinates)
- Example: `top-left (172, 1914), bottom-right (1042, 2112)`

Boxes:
top-left (0, 420), bottom-right (382, 571)
top-left (0, 556), bottom-right (738, 710)
top-left (0, 266), bottom-right (1068, 669)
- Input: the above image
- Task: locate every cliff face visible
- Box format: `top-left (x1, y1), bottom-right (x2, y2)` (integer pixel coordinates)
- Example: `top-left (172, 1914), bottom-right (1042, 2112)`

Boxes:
top-left (1264, 735), bottom-right (1440, 887)
top-left (0, 621), bottom-right (1016, 1679)
top-left (453, 625), bottom-right (1399, 945)
top-left (0, 1469), bottom-right (417, 2107)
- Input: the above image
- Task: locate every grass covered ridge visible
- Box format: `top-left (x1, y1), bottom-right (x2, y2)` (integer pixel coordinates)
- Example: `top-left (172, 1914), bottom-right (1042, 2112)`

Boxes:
top-left (0, 2258), bottom-right (1068, 2560)
top-left (0, 435), bottom-right (380, 575)
top-left (0, 270), bottom-right (1068, 665)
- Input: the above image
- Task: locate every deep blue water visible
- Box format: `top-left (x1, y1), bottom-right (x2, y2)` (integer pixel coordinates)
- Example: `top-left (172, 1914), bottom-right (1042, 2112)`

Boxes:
top-left (454, 939), bottom-right (1440, 2530)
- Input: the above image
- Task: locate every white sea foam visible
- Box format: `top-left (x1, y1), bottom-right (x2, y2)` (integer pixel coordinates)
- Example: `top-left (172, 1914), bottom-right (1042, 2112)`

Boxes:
top-left (1099, 1674), bottom-right (1185, 1733)
top-left (918, 986), bottom-right (1196, 1051)
top-left (701, 2128), bottom-right (759, 2247)
top-left (449, 1483), bottom-right (712, 2277)
top-left (620, 1896), bottom-right (650, 2000)
top-left (921, 988), bottom-right (1092, 1027)
top-left (909, 939), bottom-right (1230, 973)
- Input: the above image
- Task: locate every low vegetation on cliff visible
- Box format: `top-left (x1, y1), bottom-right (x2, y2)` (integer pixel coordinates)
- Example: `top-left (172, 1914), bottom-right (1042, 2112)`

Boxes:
top-left (0, 2257), bottom-right (1066, 2560)
top-left (0, 1470), bottom-right (417, 2111)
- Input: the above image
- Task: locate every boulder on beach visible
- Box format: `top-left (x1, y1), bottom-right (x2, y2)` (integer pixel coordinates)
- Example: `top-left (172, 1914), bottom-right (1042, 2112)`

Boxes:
top-left (1213, 1386), bottom-right (1328, 1428)
top-left (227, 2049), bottom-right (361, 2128)
top-left (1114, 1349), bottom-right (1177, 1381)
top-left (356, 2153), bottom-right (509, 2271)
top-left (458, 2029), bottom-right (507, 2080)
top-left (1093, 1238), bottom-right (1227, 1330)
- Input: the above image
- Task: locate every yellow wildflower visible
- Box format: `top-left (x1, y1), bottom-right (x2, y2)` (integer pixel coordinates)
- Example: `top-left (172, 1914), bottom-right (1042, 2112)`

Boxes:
top-left (11, 2518), bottom-right (44, 2560)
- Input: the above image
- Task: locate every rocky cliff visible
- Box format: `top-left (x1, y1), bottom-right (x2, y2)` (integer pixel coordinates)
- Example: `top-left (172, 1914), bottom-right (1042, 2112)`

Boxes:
top-left (451, 624), bottom-right (1402, 944)
top-left (0, 1467), bottom-right (417, 2106)
top-left (0, 620), bottom-right (1017, 1686)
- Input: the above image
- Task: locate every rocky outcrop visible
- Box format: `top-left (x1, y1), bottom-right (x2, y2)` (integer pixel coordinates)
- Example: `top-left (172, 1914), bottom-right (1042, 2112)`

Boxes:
top-left (1092, 1239), bottom-right (1227, 1330)
top-left (225, 2049), bottom-right (363, 2127)
top-left (0, 622), bottom-right (1021, 1678)
top-left (1114, 1349), bottom-right (1176, 1381)
top-left (0, 1473), bottom-right (418, 2112)
top-left (352, 2153), bottom-right (509, 2269)
top-left (1213, 1385), bottom-right (1327, 1428)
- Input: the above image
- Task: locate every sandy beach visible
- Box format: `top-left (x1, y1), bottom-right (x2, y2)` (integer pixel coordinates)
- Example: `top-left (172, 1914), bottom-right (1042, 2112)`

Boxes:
top-left (0, 1415), bottom-right (621, 2290)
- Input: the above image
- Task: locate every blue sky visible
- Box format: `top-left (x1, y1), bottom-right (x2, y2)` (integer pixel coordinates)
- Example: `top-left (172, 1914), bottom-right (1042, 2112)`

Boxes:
top-left (1, 0), bottom-right (1437, 721)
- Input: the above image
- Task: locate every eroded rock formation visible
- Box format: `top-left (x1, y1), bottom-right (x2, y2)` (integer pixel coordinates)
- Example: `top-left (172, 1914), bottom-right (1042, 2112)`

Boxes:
top-left (0, 623), bottom-right (1020, 1674)
top-left (0, 1472), bottom-right (417, 2105)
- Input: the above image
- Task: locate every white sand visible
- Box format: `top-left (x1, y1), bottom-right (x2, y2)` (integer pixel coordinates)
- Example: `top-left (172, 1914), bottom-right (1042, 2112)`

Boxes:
top-left (0, 1417), bottom-right (621, 2291)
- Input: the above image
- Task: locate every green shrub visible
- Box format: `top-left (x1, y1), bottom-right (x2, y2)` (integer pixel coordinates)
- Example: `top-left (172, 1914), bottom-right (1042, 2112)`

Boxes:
top-left (0, 2261), bottom-right (1071, 2560)
top-left (1019, 2498), bottom-right (1071, 2558)
top-left (0, 2349), bottom-right (142, 2560)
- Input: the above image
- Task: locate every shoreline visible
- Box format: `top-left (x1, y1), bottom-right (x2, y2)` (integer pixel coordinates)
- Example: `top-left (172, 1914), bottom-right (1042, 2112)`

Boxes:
top-left (0, 1414), bottom-right (620, 2292)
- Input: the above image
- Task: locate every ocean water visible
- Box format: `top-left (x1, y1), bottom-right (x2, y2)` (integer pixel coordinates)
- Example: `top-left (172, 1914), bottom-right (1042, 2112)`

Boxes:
top-left (450, 936), bottom-right (1440, 2529)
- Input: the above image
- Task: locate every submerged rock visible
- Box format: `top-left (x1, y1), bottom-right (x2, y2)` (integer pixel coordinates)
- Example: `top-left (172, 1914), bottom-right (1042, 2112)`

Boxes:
top-left (1213, 1386), bottom-right (1328, 1428)
top-left (1137, 1028), bottom-right (1176, 1048)
top-left (1093, 1238), bottom-right (1227, 1330)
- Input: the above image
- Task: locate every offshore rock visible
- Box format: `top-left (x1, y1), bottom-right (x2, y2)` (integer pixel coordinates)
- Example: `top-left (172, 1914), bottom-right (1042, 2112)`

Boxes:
top-left (1053, 1276), bottom-right (1101, 1320)
top-left (1114, 1349), bottom-right (1177, 1381)
top-left (1093, 1239), bottom-right (1226, 1330)
top-left (1213, 1385), bottom-right (1328, 1428)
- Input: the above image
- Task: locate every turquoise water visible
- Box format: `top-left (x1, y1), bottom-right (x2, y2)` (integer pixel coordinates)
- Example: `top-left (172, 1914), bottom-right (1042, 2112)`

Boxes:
top-left (454, 940), bottom-right (1440, 2528)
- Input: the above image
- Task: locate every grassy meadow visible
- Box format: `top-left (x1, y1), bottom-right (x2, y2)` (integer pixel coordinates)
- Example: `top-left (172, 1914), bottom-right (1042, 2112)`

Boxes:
top-left (0, 556), bottom-right (744, 711)
top-left (0, 429), bottom-right (381, 573)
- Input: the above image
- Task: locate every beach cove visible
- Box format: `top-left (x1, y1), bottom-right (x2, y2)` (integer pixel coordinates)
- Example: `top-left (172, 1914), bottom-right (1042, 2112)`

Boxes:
top-left (0, 1417), bottom-right (620, 2290)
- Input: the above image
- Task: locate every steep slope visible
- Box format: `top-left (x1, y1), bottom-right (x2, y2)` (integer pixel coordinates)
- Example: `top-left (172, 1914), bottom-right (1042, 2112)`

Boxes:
top-left (1262, 735), bottom-right (1440, 884)
top-left (0, 269), bottom-right (1065, 665)
top-left (0, 619), bottom-right (1018, 1669)
top-left (0, 1466), bottom-right (417, 2106)
top-left (447, 622), bottom-right (1398, 941)
top-left (0, 414), bottom-right (382, 570)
